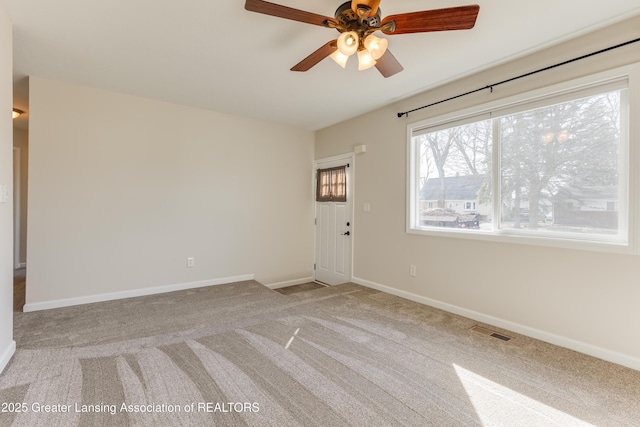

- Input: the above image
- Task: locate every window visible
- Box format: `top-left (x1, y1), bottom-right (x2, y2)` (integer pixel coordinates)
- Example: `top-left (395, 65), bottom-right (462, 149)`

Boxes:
top-left (316, 166), bottom-right (347, 202)
top-left (408, 71), bottom-right (633, 251)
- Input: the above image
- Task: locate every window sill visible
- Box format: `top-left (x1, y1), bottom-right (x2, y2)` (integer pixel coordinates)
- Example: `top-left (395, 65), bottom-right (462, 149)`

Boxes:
top-left (407, 226), bottom-right (633, 255)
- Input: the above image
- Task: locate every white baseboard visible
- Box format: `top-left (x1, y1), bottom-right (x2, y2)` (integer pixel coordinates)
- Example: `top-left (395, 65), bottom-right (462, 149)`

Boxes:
top-left (264, 276), bottom-right (315, 290)
top-left (352, 276), bottom-right (640, 372)
top-left (23, 274), bottom-right (255, 313)
top-left (0, 340), bottom-right (16, 375)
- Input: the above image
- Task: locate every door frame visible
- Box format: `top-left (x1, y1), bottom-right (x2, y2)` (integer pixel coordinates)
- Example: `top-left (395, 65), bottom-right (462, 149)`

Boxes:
top-left (13, 147), bottom-right (21, 269)
top-left (313, 153), bottom-right (355, 285)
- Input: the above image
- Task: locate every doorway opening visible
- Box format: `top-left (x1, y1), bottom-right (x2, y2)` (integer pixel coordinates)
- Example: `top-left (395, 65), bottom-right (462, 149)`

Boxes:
top-left (13, 129), bottom-right (28, 312)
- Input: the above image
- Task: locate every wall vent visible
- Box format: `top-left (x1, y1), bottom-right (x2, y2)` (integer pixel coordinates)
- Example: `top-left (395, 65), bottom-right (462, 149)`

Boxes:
top-left (470, 325), bottom-right (513, 342)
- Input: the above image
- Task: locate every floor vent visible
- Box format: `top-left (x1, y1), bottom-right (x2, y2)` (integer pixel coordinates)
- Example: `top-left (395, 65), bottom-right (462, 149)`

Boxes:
top-left (470, 325), bottom-right (513, 342)
top-left (489, 333), bottom-right (512, 342)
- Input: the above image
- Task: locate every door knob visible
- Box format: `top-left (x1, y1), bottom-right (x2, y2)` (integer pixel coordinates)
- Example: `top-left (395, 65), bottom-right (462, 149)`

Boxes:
top-left (342, 231), bottom-right (350, 236)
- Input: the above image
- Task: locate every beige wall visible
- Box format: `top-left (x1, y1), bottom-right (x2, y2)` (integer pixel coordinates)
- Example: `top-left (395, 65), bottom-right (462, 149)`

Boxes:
top-left (316, 16), bottom-right (640, 369)
top-left (0, 4), bottom-right (15, 374)
top-left (13, 127), bottom-right (27, 266)
top-left (26, 77), bottom-right (314, 307)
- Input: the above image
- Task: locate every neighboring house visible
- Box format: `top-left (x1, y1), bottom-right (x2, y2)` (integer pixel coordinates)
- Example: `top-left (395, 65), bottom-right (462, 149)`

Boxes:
top-left (419, 175), bottom-right (490, 216)
top-left (552, 185), bottom-right (618, 229)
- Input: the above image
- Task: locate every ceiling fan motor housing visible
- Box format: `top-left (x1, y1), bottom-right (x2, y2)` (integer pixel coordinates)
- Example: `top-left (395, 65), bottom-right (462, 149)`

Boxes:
top-left (334, 1), bottom-right (382, 32)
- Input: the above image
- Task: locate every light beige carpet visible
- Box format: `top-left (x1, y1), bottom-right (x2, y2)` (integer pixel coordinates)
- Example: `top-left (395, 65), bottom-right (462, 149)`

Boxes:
top-left (1, 281), bottom-right (639, 426)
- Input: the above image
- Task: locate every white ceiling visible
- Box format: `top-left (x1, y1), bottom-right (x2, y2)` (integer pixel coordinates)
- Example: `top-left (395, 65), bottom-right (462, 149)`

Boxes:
top-left (5, 0), bottom-right (640, 131)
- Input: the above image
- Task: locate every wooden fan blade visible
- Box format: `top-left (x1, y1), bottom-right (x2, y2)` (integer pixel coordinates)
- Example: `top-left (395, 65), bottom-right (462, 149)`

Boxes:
top-left (245, 0), bottom-right (335, 27)
top-left (375, 50), bottom-right (403, 78)
top-left (351, 0), bottom-right (380, 16)
top-left (381, 5), bottom-right (480, 35)
top-left (291, 40), bottom-right (338, 72)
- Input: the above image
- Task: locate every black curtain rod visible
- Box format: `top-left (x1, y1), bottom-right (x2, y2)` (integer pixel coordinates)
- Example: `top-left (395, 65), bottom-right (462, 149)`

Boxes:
top-left (397, 37), bottom-right (640, 118)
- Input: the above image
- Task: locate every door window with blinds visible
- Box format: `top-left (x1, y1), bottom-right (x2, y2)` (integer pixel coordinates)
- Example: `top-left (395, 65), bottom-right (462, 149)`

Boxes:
top-left (316, 166), bottom-right (347, 202)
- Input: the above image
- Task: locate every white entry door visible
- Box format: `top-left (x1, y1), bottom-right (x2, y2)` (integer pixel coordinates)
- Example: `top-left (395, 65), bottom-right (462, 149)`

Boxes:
top-left (314, 157), bottom-right (353, 285)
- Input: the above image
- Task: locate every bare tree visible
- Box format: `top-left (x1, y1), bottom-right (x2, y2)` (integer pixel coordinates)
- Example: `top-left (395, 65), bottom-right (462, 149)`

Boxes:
top-left (418, 120), bottom-right (492, 208)
top-left (499, 92), bottom-right (620, 229)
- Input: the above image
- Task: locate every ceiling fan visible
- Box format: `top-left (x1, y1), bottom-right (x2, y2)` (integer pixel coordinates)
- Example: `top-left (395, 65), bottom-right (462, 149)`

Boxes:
top-left (245, 0), bottom-right (480, 78)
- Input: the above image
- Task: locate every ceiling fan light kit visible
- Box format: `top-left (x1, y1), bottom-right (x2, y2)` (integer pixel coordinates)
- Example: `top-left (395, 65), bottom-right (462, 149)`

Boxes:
top-left (336, 29), bottom-right (385, 70)
top-left (357, 49), bottom-right (376, 71)
top-left (330, 50), bottom-right (349, 69)
top-left (245, 0), bottom-right (480, 78)
top-left (364, 34), bottom-right (388, 60)
top-left (337, 31), bottom-right (359, 56)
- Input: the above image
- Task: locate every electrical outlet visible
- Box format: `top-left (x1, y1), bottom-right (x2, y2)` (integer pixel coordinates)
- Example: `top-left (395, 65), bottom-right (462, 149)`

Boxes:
top-left (409, 265), bottom-right (416, 277)
top-left (187, 257), bottom-right (195, 268)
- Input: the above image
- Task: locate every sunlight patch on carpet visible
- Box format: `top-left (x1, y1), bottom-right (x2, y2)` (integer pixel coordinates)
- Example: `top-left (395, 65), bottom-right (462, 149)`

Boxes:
top-left (453, 364), bottom-right (595, 427)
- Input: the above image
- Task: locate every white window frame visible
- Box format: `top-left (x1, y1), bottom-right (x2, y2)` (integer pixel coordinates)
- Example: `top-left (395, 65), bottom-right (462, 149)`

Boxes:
top-left (407, 64), bottom-right (640, 254)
